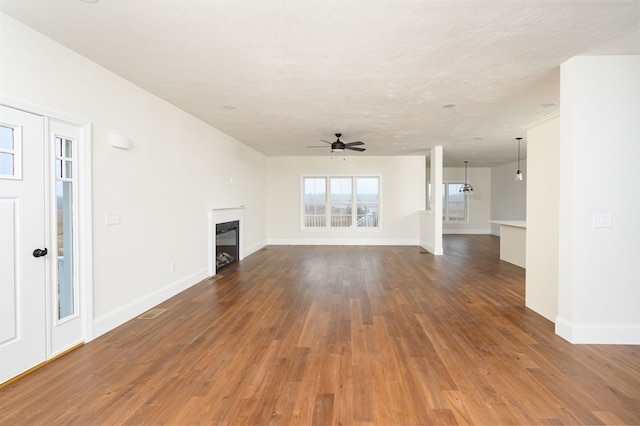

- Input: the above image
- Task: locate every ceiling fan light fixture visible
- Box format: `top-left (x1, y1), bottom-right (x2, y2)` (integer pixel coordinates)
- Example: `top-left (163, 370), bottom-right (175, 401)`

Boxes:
top-left (309, 133), bottom-right (366, 154)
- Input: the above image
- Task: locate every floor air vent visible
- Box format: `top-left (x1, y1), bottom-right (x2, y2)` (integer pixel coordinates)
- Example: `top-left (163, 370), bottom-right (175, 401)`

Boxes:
top-left (137, 308), bottom-right (167, 320)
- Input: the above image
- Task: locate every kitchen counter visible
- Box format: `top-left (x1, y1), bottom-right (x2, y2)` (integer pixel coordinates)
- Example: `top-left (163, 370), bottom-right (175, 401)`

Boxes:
top-left (489, 220), bottom-right (526, 268)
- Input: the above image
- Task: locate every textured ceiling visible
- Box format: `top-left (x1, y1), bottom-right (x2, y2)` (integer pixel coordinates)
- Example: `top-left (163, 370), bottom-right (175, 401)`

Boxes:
top-left (1, 0), bottom-right (639, 166)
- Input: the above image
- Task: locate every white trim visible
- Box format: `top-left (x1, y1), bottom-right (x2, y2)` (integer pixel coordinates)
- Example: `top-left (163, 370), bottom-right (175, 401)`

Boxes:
top-left (93, 268), bottom-right (209, 339)
top-left (245, 240), bottom-right (268, 257)
top-left (420, 240), bottom-right (444, 255)
top-left (524, 111), bottom-right (560, 129)
top-left (79, 123), bottom-right (93, 342)
top-left (268, 238), bottom-right (419, 246)
top-left (0, 97), bottom-right (89, 127)
top-left (555, 316), bottom-right (640, 344)
top-left (443, 229), bottom-right (492, 235)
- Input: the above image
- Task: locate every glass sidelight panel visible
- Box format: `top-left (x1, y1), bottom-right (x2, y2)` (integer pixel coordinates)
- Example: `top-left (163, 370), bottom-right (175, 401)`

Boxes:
top-left (55, 137), bottom-right (75, 320)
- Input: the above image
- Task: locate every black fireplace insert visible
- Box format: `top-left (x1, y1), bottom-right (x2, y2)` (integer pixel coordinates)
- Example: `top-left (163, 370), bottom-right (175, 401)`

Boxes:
top-left (216, 220), bottom-right (239, 270)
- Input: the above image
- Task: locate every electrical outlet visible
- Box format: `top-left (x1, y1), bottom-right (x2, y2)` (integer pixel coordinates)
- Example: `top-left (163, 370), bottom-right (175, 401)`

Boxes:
top-left (170, 262), bottom-right (176, 273)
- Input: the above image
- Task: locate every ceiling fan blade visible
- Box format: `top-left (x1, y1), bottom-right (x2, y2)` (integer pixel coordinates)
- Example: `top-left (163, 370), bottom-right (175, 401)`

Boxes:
top-left (345, 141), bottom-right (364, 147)
top-left (320, 140), bottom-right (332, 144)
top-left (346, 146), bottom-right (366, 152)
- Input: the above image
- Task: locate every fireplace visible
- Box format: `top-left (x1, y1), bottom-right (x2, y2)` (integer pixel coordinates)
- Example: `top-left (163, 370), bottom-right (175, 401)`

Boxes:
top-left (209, 206), bottom-right (244, 276)
top-left (216, 220), bottom-right (239, 270)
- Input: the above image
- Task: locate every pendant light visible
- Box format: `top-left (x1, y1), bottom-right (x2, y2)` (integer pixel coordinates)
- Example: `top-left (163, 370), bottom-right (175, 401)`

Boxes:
top-left (515, 137), bottom-right (523, 181)
top-left (460, 160), bottom-right (474, 195)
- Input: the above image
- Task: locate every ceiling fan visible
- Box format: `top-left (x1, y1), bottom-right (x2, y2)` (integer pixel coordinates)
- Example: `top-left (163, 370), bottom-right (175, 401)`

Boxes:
top-left (307, 133), bottom-right (366, 153)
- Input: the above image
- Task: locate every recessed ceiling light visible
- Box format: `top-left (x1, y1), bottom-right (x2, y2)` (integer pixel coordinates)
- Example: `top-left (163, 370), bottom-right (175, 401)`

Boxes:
top-left (541, 102), bottom-right (558, 108)
top-left (78, 0), bottom-right (99, 3)
top-left (473, 137), bottom-right (483, 140)
top-left (222, 105), bottom-right (237, 110)
top-left (442, 104), bottom-right (456, 109)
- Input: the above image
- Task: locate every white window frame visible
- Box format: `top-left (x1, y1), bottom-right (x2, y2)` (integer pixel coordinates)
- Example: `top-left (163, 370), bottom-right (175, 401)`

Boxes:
top-left (301, 175), bottom-right (381, 231)
top-left (442, 181), bottom-right (469, 223)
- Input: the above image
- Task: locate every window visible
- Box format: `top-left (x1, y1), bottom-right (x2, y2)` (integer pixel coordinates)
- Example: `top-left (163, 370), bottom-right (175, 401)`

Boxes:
top-left (55, 136), bottom-right (77, 320)
top-left (330, 177), bottom-right (352, 227)
top-left (303, 177), bottom-right (326, 227)
top-left (302, 176), bottom-right (380, 229)
top-left (356, 177), bottom-right (379, 227)
top-left (0, 124), bottom-right (21, 179)
top-left (443, 182), bottom-right (468, 222)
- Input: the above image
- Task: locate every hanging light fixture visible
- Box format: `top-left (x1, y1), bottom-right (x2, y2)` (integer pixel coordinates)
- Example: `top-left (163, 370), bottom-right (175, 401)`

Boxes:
top-left (460, 160), bottom-right (474, 195)
top-left (515, 137), bottom-right (523, 181)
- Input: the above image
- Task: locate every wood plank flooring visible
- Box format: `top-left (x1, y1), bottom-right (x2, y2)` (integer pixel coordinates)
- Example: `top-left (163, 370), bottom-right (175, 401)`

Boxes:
top-left (1, 235), bottom-right (639, 425)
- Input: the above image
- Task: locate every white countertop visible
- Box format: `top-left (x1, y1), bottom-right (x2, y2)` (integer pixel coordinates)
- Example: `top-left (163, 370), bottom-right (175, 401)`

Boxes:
top-left (489, 220), bottom-right (526, 229)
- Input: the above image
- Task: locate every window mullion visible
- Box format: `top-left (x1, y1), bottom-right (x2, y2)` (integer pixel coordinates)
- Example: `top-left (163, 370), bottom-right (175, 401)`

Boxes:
top-left (325, 177), bottom-right (330, 228)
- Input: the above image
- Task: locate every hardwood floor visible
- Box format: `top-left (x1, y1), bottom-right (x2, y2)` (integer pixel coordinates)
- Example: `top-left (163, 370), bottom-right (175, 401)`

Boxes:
top-left (1, 236), bottom-right (639, 425)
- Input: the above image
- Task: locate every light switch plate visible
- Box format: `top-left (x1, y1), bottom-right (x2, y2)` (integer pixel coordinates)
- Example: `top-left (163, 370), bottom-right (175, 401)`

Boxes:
top-left (592, 213), bottom-right (612, 228)
top-left (106, 212), bottom-right (121, 225)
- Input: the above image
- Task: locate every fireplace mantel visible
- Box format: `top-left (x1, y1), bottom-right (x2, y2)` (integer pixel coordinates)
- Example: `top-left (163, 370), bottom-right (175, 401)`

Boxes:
top-left (208, 206), bottom-right (244, 276)
top-left (210, 205), bottom-right (245, 211)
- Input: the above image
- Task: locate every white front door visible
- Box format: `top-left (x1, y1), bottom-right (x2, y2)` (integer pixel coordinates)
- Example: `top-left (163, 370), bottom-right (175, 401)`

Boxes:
top-left (0, 105), bottom-right (48, 383)
top-left (0, 105), bottom-right (88, 384)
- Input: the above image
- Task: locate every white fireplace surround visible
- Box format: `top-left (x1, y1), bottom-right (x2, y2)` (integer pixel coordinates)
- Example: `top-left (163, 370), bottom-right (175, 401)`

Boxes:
top-left (208, 206), bottom-right (244, 276)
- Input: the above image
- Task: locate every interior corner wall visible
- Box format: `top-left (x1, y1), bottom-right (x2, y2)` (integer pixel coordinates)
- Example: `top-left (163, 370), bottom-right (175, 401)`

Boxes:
top-left (490, 160), bottom-right (527, 236)
top-left (525, 115), bottom-right (559, 322)
top-left (420, 146), bottom-right (443, 255)
top-left (556, 55), bottom-right (640, 344)
top-left (1, 13), bottom-right (268, 338)
top-left (266, 156), bottom-right (425, 245)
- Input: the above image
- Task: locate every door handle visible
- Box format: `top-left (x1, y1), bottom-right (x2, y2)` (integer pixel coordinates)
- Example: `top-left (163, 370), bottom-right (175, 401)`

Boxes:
top-left (33, 248), bottom-right (48, 258)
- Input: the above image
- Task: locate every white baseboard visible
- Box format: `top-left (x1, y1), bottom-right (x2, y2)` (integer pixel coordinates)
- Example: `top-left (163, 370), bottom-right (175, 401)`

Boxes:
top-left (244, 239), bottom-right (268, 257)
top-left (443, 229), bottom-right (492, 235)
top-left (419, 240), bottom-right (443, 255)
top-left (267, 238), bottom-right (419, 246)
top-left (93, 268), bottom-right (209, 339)
top-left (555, 316), bottom-right (640, 344)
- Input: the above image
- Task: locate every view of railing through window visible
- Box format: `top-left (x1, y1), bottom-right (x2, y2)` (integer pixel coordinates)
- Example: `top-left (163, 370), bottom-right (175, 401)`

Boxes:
top-left (303, 177), bottom-right (326, 227)
top-left (303, 176), bottom-right (379, 229)
top-left (330, 177), bottom-right (352, 227)
top-left (356, 177), bottom-right (379, 227)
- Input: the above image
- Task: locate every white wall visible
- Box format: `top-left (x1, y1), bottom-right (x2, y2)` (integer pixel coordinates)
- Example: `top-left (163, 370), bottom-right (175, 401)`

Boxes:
top-left (490, 160), bottom-right (527, 235)
top-left (557, 55), bottom-right (640, 344)
top-left (266, 156), bottom-right (425, 245)
top-left (526, 115), bottom-right (560, 322)
top-left (443, 167), bottom-right (492, 234)
top-left (1, 13), bottom-right (268, 338)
